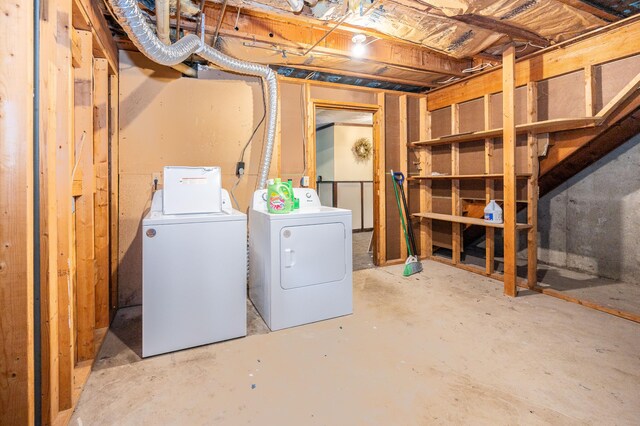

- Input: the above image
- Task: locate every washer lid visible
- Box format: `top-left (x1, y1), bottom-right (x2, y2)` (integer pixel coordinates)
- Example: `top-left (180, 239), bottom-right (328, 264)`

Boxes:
top-left (143, 209), bottom-right (246, 226)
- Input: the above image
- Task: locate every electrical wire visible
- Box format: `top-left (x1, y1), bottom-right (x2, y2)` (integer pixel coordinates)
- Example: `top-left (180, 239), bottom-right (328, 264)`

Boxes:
top-left (230, 78), bottom-right (267, 209)
top-left (462, 62), bottom-right (493, 73)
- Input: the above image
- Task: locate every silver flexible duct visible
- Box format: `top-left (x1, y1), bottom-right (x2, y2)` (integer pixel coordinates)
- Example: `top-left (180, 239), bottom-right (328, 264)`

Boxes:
top-left (109, 0), bottom-right (278, 189)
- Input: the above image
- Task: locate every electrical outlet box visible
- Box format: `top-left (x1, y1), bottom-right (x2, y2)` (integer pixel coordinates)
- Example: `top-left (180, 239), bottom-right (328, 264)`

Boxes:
top-left (301, 176), bottom-right (310, 187)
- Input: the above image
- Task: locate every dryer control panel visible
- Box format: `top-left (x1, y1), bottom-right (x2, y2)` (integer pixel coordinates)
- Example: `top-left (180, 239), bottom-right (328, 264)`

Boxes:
top-left (252, 188), bottom-right (321, 212)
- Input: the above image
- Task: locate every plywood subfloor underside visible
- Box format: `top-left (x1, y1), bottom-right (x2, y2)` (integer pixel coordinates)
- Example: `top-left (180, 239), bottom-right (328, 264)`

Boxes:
top-left (71, 262), bottom-right (640, 425)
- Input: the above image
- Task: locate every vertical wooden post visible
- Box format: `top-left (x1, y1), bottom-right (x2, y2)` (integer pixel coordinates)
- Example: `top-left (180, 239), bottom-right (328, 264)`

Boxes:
top-left (450, 104), bottom-right (461, 264)
top-left (374, 93), bottom-right (386, 264)
top-left (484, 94), bottom-right (495, 275)
top-left (502, 44), bottom-right (517, 297)
top-left (39, 0), bottom-right (61, 418)
top-left (56, 0), bottom-right (75, 410)
top-left (526, 82), bottom-right (539, 289)
top-left (0, 0), bottom-right (35, 423)
top-left (418, 97), bottom-right (432, 257)
top-left (93, 58), bottom-right (110, 329)
top-left (398, 95), bottom-right (408, 258)
top-left (584, 65), bottom-right (595, 117)
top-left (304, 84), bottom-right (315, 189)
top-left (74, 30), bottom-right (96, 362)
top-left (109, 74), bottom-right (119, 322)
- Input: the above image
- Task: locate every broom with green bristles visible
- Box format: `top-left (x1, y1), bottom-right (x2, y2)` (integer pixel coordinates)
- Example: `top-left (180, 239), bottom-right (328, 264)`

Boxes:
top-left (391, 170), bottom-right (423, 277)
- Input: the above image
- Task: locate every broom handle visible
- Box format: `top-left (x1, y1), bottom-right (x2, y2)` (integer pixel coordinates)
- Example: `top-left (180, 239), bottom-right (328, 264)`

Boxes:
top-left (397, 174), bottom-right (419, 256)
top-left (391, 170), bottom-right (412, 257)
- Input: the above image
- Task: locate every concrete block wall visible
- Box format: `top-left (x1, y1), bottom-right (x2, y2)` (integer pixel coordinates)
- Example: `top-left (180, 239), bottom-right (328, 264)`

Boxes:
top-left (536, 133), bottom-right (640, 283)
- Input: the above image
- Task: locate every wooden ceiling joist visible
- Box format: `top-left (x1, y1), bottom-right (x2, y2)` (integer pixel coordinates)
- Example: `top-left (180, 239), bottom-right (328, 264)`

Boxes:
top-left (555, 0), bottom-right (622, 22)
top-left (274, 64), bottom-right (438, 88)
top-left (450, 14), bottom-right (550, 47)
top-left (200, 4), bottom-right (471, 77)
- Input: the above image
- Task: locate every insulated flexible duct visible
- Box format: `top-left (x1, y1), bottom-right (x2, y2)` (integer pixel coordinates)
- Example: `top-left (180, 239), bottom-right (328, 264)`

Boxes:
top-left (108, 0), bottom-right (278, 189)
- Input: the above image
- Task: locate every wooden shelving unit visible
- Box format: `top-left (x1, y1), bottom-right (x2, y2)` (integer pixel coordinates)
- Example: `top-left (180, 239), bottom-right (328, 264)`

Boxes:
top-left (411, 117), bottom-right (600, 147)
top-left (412, 212), bottom-right (532, 230)
top-left (409, 45), bottom-right (539, 296)
top-left (408, 173), bottom-right (531, 180)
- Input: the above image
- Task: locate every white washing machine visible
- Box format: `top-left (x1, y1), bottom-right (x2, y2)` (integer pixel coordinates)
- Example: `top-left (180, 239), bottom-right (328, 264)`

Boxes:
top-left (249, 187), bottom-right (352, 331)
top-left (142, 189), bottom-right (246, 357)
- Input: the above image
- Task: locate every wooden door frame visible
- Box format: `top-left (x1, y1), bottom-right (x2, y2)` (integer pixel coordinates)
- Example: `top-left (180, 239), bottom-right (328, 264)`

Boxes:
top-left (306, 99), bottom-right (384, 266)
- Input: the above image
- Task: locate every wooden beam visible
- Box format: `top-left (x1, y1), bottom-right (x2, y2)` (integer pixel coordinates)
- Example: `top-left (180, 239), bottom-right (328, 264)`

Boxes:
top-left (93, 58), bottom-right (110, 329)
top-left (526, 82), bottom-right (538, 290)
top-left (201, 2), bottom-right (470, 76)
top-left (540, 96), bottom-right (640, 185)
top-left (427, 18), bottom-right (640, 110)
top-left (109, 74), bottom-right (119, 322)
top-left (0, 0), bottom-right (35, 423)
top-left (71, 0), bottom-right (118, 73)
top-left (39, 0), bottom-right (62, 419)
top-left (450, 104), bottom-right (461, 264)
top-left (71, 29), bottom-right (82, 69)
top-left (555, 0), bottom-right (621, 22)
top-left (502, 44), bottom-right (517, 297)
top-left (304, 85), bottom-right (314, 190)
top-left (398, 96), bottom-right (408, 258)
top-left (595, 72), bottom-right (640, 119)
top-left (375, 93), bottom-right (386, 264)
top-left (484, 94), bottom-right (495, 275)
top-left (197, 4), bottom-right (470, 78)
top-left (412, 212), bottom-right (531, 229)
top-left (451, 14), bottom-right (550, 47)
top-left (55, 0), bottom-right (75, 411)
top-left (74, 30), bottom-right (96, 362)
top-left (268, 64), bottom-right (437, 89)
top-left (584, 65), bottom-right (595, 117)
top-left (418, 97), bottom-right (432, 257)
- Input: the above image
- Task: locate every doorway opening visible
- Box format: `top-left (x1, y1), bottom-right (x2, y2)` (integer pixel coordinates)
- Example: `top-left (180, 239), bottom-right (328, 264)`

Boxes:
top-left (314, 107), bottom-right (376, 271)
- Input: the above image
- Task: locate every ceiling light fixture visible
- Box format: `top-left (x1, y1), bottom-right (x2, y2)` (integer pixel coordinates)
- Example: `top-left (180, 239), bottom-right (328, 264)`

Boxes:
top-left (351, 33), bottom-right (367, 58)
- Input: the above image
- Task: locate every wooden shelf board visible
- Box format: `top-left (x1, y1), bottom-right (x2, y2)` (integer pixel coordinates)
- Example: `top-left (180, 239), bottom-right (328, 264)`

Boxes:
top-left (413, 212), bottom-right (532, 230)
top-left (411, 117), bottom-right (601, 147)
top-left (409, 173), bottom-right (531, 180)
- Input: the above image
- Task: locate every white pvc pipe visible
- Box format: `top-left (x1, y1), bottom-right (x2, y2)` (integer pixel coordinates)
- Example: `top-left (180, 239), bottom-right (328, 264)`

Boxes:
top-left (155, 0), bottom-right (171, 44)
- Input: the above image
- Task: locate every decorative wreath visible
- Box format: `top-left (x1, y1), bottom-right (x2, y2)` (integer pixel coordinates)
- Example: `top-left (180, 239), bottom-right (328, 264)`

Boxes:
top-left (352, 137), bottom-right (373, 161)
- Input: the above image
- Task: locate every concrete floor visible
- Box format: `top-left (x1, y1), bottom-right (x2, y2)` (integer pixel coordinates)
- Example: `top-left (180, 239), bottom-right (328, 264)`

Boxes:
top-left (353, 231), bottom-right (374, 271)
top-left (71, 261), bottom-right (640, 425)
top-left (536, 264), bottom-right (640, 316)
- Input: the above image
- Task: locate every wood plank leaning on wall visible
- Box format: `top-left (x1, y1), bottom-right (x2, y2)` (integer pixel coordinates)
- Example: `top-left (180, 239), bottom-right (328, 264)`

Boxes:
top-left (0, 0), bottom-right (35, 424)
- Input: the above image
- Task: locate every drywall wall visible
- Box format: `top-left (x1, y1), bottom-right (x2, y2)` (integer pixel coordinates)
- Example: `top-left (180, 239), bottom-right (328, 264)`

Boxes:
top-left (316, 124), bottom-right (374, 182)
top-left (333, 124), bottom-right (374, 181)
top-left (536, 133), bottom-right (640, 283)
top-left (316, 126), bottom-right (334, 181)
top-left (118, 51), bottom-right (270, 307)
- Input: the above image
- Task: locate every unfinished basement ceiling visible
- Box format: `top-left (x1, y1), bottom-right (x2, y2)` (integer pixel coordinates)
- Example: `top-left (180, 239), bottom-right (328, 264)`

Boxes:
top-left (206, 0), bottom-right (616, 57)
top-left (108, 0), bottom-right (639, 88)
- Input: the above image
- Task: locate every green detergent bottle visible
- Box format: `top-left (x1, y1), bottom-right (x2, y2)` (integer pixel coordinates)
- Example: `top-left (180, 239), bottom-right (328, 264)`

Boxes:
top-left (267, 178), bottom-right (293, 214)
top-left (287, 179), bottom-right (300, 210)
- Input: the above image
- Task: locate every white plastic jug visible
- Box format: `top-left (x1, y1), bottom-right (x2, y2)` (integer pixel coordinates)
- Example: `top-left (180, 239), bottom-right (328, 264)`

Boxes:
top-left (484, 200), bottom-right (503, 224)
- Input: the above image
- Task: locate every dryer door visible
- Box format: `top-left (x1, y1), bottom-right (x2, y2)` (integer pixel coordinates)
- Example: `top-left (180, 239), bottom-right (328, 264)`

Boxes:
top-left (280, 222), bottom-right (346, 289)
